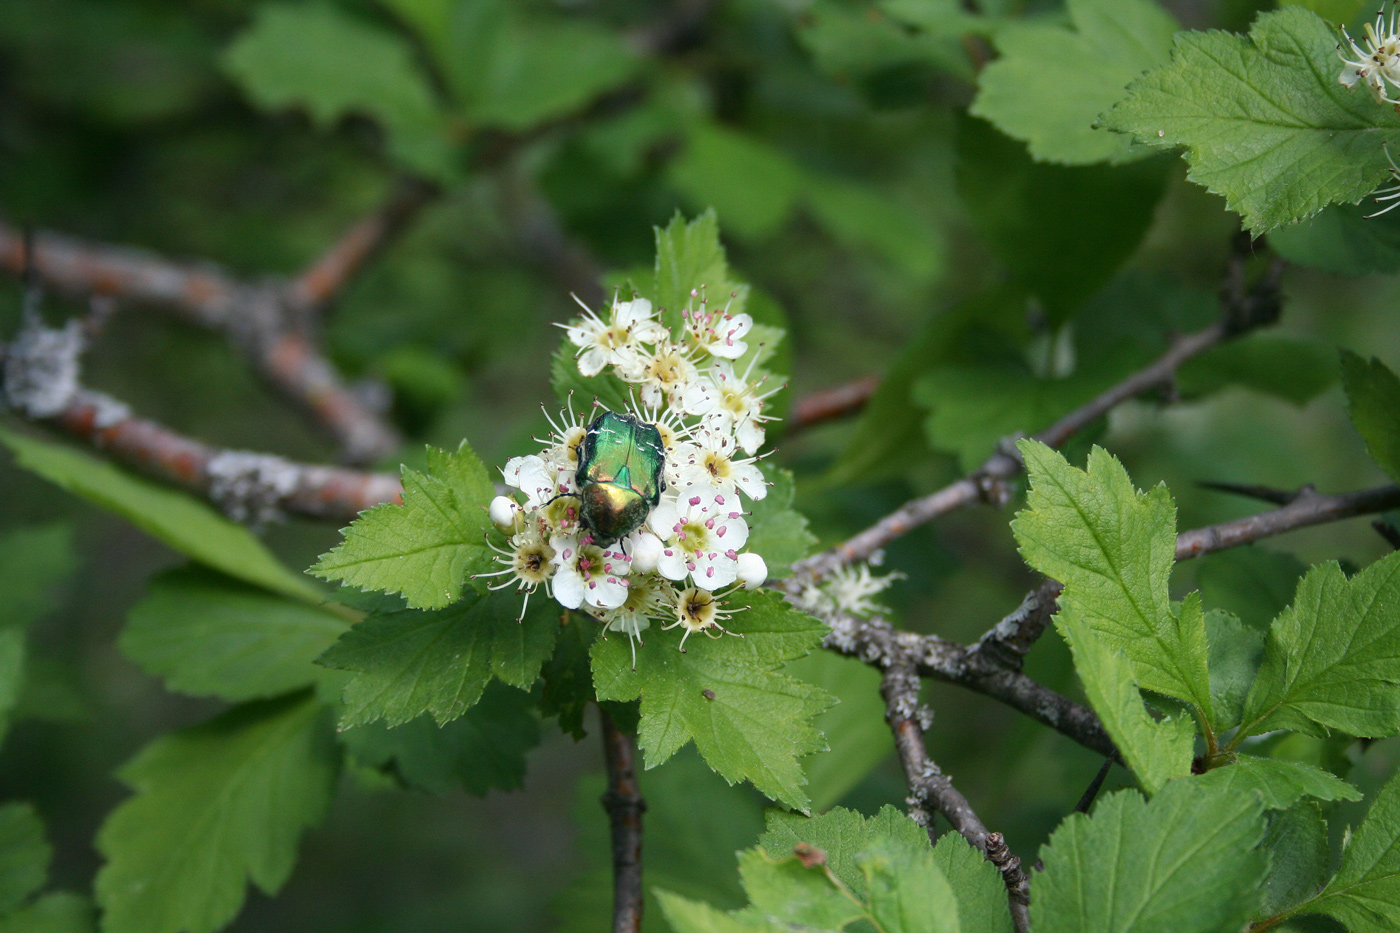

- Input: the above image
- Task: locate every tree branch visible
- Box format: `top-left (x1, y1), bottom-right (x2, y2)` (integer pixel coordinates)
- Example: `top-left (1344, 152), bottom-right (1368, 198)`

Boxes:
top-left (287, 176), bottom-right (439, 312)
top-left (881, 663), bottom-right (1031, 931)
top-left (1175, 483), bottom-right (1400, 560)
top-left (1, 314), bottom-right (400, 522)
top-left (599, 708), bottom-right (646, 933)
top-left (788, 375), bottom-right (880, 432)
top-left (788, 243), bottom-right (1284, 584)
top-left (0, 218), bottom-right (401, 464)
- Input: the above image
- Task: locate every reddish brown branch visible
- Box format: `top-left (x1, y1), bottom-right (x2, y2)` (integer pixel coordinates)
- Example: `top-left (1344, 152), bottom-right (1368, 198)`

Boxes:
top-left (788, 375), bottom-right (880, 432)
top-left (288, 177), bottom-right (439, 311)
top-left (0, 219), bottom-right (401, 464)
top-left (2, 316), bottom-right (400, 522)
top-left (881, 665), bottom-right (1030, 932)
top-left (599, 708), bottom-right (646, 933)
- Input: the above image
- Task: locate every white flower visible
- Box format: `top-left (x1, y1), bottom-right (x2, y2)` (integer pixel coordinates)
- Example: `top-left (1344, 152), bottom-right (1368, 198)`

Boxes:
top-left (504, 454), bottom-right (571, 509)
top-left (1367, 143), bottom-right (1400, 218)
top-left (682, 289), bottom-right (753, 360)
top-left (702, 358), bottom-right (782, 454)
top-left (474, 530), bottom-right (556, 622)
top-left (679, 427), bottom-right (768, 501)
top-left (648, 485), bottom-right (749, 590)
top-left (1339, 9), bottom-right (1400, 106)
top-left (489, 495), bottom-right (520, 531)
top-left (825, 563), bottom-right (903, 618)
top-left (598, 573), bottom-right (671, 668)
top-left (663, 585), bottom-right (743, 651)
top-left (617, 339), bottom-right (702, 410)
top-left (562, 294), bottom-right (668, 377)
top-left (551, 535), bottom-right (632, 611)
top-left (538, 396), bottom-right (589, 472)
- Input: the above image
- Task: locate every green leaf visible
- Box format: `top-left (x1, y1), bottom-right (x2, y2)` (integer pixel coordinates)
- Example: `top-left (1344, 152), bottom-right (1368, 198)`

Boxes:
top-left (1177, 336), bottom-right (1339, 406)
top-left (1032, 780), bottom-right (1270, 933)
top-left (1270, 200), bottom-right (1400, 275)
top-left (0, 428), bottom-right (322, 605)
top-left (222, 3), bottom-right (453, 180)
top-left (796, 0), bottom-right (972, 83)
top-left (806, 174), bottom-right (945, 281)
top-left (735, 848), bottom-right (864, 930)
top-left (1310, 767), bottom-right (1400, 929)
top-left (652, 211), bottom-right (749, 334)
top-left (340, 681), bottom-right (539, 795)
top-left (95, 692), bottom-right (339, 933)
top-left (1260, 801), bottom-right (1331, 919)
top-left (0, 892), bottom-right (94, 933)
top-left (0, 524), bottom-right (75, 631)
top-left (453, 13), bottom-right (638, 133)
top-left (1341, 350), bottom-right (1400, 483)
top-left (656, 891), bottom-right (779, 933)
top-left (971, 0), bottom-right (1178, 165)
top-left (784, 651), bottom-right (892, 813)
top-left (1193, 756), bottom-right (1361, 810)
top-left (121, 567), bottom-right (347, 703)
top-left (860, 839), bottom-right (961, 933)
top-left (932, 832), bottom-right (1015, 933)
top-left (591, 590), bottom-right (831, 810)
top-left (1013, 442), bottom-right (1214, 719)
top-left (1239, 550), bottom-right (1400, 739)
top-left (956, 114), bottom-right (1170, 322)
top-left (1206, 610), bottom-right (1265, 732)
top-left (670, 125), bottom-right (801, 240)
top-left (758, 805), bottom-right (930, 899)
top-left (0, 631), bottom-right (25, 748)
top-left (319, 590), bottom-right (559, 728)
top-left (745, 468), bottom-right (817, 578)
top-left (1103, 7), bottom-right (1400, 232)
top-left (539, 615), bottom-right (596, 740)
top-left (0, 801), bottom-right (50, 915)
top-left (312, 441), bottom-right (495, 611)
top-left (1060, 617), bottom-right (1195, 794)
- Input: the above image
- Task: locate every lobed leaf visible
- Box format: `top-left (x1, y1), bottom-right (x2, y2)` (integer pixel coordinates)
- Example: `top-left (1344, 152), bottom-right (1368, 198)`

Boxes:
top-left (1309, 767), bottom-right (1400, 930)
top-left (1032, 780), bottom-right (1269, 933)
top-left (1014, 441), bottom-right (1214, 719)
top-left (1192, 755), bottom-right (1361, 810)
top-left (312, 441), bottom-right (495, 611)
top-left (1341, 350), bottom-right (1400, 483)
top-left (122, 566), bottom-right (347, 702)
top-left (971, 0), bottom-right (1178, 165)
top-left (591, 589), bottom-right (831, 810)
top-left (319, 590), bottom-right (558, 729)
top-left (95, 693), bottom-right (339, 933)
top-left (1239, 550), bottom-right (1400, 739)
top-left (1103, 7), bottom-right (1400, 232)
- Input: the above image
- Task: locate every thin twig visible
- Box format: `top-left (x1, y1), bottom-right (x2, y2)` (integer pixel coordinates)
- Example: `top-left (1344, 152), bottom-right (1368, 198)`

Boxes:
top-left (599, 707), bottom-right (646, 933)
top-left (1, 314), bottom-right (400, 522)
top-left (967, 579), bottom-right (1062, 671)
top-left (1374, 517), bottom-right (1400, 550)
top-left (787, 243), bottom-right (1283, 585)
top-left (288, 176), bottom-right (439, 312)
top-left (1073, 759), bottom-right (1114, 815)
top-left (1175, 484), bottom-right (1400, 560)
top-left (881, 664), bottom-right (1031, 931)
top-left (788, 375), bottom-right (880, 432)
top-left (0, 219), bottom-right (401, 463)
top-left (1197, 480), bottom-right (1306, 506)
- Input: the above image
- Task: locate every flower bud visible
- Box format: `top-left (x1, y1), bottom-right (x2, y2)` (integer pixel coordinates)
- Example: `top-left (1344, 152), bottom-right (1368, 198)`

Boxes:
top-left (489, 496), bottom-right (519, 531)
top-left (736, 552), bottom-right (767, 588)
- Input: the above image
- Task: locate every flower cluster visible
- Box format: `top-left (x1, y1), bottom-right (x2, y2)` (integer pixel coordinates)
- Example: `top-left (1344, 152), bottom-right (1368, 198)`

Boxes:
top-left (479, 290), bottom-right (781, 664)
top-left (1338, 7), bottom-right (1400, 107)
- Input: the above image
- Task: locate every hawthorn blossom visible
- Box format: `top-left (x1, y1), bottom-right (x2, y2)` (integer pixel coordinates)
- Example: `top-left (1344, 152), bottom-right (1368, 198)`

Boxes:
top-left (476, 530), bottom-right (556, 622)
top-left (551, 536), bottom-right (631, 611)
top-left (699, 358), bottom-right (782, 454)
top-left (1339, 8), bottom-right (1400, 106)
top-left (563, 294), bottom-right (668, 377)
top-left (648, 485), bottom-right (749, 590)
top-left (682, 289), bottom-right (753, 360)
top-left (663, 585), bottom-right (744, 651)
top-left (679, 427), bottom-right (768, 500)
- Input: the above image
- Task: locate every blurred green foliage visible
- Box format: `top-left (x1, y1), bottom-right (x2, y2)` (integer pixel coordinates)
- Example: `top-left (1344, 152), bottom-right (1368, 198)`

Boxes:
top-left (3, 0), bottom-right (1400, 931)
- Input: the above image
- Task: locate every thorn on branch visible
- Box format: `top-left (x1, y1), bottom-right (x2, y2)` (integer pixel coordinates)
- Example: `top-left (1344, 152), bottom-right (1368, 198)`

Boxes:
top-left (1373, 517), bottom-right (1400, 550)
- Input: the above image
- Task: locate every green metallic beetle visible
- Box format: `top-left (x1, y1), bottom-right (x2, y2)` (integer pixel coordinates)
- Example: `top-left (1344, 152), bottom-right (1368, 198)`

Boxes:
top-left (574, 410), bottom-right (666, 547)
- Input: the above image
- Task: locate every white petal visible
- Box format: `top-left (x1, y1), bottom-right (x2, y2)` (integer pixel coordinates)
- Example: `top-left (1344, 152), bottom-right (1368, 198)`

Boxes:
top-left (735, 419), bottom-right (765, 455)
top-left (713, 515), bottom-right (749, 552)
top-left (489, 496), bottom-right (518, 530)
top-left (578, 347), bottom-right (609, 377)
top-left (691, 552), bottom-right (738, 590)
top-left (656, 546), bottom-right (689, 581)
top-left (736, 552), bottom-right (767, 587)
top-left (586, 576), bottom-right (629, 610)
top-left (681, 378), bottom-right (719, 416)
top-left (553, 568), bottom-right (585, 609)
top-left (730, 462), bottom-right (768, 500)
top-left (648, 499), bottom-right (681, 537)
top-left (629, 532), bottom-right (664, 574)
